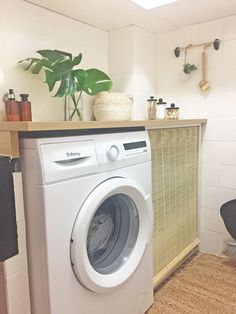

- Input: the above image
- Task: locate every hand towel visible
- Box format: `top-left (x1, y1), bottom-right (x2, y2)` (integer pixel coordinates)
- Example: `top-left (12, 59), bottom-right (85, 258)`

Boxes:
top-left (0, 157), bottom-right (18, 261)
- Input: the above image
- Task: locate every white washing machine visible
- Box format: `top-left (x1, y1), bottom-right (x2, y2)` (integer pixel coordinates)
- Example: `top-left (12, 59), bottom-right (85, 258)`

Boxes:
top-left (20, 129), bottom-right (153, 314)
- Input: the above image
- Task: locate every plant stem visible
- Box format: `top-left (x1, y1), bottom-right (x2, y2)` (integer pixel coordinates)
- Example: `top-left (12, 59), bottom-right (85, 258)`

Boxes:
top-left (69, 93), bottom-right (82, 120)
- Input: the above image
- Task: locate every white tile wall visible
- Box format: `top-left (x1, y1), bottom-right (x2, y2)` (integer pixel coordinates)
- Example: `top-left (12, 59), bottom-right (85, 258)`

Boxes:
top-left (108, 15), bottom-right (236, 255)
top-left (199, 229), bottom-right (218, 253)
top-left (0, 1), bottom-right (109, 313)
top-left (200, 186), bottom-right (220, 210)
top-left (201, 163), bottom-right (219, 187)
top-left (108, 26), bottom-right (157, 120)
top-left (1, 3), bottom-right (236, 312)
top-left (200, 207), bottom-right (218, 232)
top-left (156, 14), bottom-right (236, 255)
top-left (6, 268), bottom-right (31, 314)
top-left (4, 173), bottom-right (31, 314)
top-left (0, 0), bottom-right (109, 122)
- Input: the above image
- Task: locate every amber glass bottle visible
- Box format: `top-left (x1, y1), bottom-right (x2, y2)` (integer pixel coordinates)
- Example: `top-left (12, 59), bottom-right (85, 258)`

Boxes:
top-left (5, 89), bottom-right (20, 121)
top-left (19, 94), bottom-right (32, 121)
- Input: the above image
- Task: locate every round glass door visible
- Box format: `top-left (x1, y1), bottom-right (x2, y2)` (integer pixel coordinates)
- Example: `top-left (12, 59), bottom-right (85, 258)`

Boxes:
top-left (70, 178), bottom-right (152, 293)
top-left (87, 193), bottom-right (139, 275)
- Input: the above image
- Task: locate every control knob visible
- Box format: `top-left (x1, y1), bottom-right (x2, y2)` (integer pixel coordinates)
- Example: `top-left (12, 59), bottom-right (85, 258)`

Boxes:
top-left (107, 145), bottom-right (119, 161)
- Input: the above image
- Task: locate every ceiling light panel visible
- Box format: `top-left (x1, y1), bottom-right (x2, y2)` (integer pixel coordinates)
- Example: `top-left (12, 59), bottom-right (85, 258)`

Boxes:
top-left (131, 0), bottom-right (178, 10)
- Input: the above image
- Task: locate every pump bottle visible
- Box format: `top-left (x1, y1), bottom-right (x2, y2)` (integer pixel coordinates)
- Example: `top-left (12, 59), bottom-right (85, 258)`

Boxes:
top-left (5, 89), bottom-right (20, 121)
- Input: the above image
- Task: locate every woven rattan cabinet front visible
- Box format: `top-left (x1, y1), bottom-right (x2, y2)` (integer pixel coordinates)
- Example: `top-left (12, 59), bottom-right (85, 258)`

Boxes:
top-left (148, 127), bottom-right (199, 287)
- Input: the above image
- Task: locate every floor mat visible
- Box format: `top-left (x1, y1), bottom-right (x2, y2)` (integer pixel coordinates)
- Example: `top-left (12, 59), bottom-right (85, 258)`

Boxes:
top-left (146, 253), bottom-right (236, 314)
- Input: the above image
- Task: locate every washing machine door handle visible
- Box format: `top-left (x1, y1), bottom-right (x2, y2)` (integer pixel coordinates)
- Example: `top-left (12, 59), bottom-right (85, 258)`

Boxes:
top-left (70, 177), bottom-right (152, 294)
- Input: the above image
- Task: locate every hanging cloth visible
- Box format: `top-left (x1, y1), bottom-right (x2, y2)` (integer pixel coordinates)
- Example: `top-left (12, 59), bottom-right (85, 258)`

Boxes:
top-left (0, 157), bottom-right (18, 261)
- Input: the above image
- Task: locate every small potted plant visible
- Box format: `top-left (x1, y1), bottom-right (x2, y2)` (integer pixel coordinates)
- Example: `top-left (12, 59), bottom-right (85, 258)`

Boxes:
top-left (183, 63), bottom-right (197, 74)
top-left (18, 50), bottom-right (112, 121)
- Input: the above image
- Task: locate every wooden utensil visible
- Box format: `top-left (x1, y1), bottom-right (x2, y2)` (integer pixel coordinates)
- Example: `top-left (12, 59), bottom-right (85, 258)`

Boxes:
top-left (199, 48), bottom-right (210, 91)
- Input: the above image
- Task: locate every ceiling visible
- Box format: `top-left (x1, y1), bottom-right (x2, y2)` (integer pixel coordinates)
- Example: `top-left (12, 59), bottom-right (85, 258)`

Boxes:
top-left (26, 0), bottom-right (236, 34)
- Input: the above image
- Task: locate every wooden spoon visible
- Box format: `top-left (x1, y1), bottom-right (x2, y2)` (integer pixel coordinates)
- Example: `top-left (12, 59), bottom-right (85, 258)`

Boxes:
top-left (199, 49), bottom-right (210, 91)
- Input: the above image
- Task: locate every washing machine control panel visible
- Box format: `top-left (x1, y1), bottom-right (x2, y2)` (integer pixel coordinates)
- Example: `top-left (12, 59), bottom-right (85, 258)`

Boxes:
top-left (107, 145), bottom-right (120, 161)
top-left (95, 131), bottom-right (150, 171)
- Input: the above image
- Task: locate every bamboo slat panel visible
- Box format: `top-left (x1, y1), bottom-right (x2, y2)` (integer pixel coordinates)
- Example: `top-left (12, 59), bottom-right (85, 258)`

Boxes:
top-left (149, 127), bottom-right (199, 279)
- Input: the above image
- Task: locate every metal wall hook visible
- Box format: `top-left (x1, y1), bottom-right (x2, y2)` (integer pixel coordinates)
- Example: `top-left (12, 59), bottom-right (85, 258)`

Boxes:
top-left (213, 39), bottom-right (220, 50)
top-left (174, 47), bottom-right (180, 57)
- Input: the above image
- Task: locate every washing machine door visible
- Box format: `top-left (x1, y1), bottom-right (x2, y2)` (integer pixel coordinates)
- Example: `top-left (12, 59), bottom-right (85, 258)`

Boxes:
top-left (70, 177), bottom-right (152, 293)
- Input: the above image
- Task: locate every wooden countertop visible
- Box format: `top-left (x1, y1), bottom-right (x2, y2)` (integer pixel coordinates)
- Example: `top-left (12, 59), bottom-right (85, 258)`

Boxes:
top-left (0, 119), bottom-right (206, 157)
top-left (0, 119), bottom-right (206, 131)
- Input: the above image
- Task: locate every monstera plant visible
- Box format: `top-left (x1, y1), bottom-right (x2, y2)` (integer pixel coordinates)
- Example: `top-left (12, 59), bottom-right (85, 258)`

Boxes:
top-left (18, 49), bottom-right (112, 120)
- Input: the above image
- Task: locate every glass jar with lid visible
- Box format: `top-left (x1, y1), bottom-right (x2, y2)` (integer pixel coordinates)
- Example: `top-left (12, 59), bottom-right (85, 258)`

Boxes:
top-left (147, 96), bottom-right (157, 120)
top-left (166, 103), bottom-right (179, 119)
top-left (156, 98), bottom-right (167, 120)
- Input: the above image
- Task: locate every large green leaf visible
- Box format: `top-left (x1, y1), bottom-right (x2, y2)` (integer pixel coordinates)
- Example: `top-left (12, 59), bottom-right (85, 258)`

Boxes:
top-left (54, 76), bottom-right (68, 97)
top-left (53, 59), bottom-right (73, 77)
top-left (36, 50), bottom-right (65, 63)
top-left (18, 50), bottom-right (112, 98)
top-left (44, 69), bottom-right (59, 92)
top-left (80, 68), bottom-right (112, 95)
top-left (18, 57), bottom-right (55, 73)
top-left (73, 69), bottom-right (86, 91)
top-left (72, 53), bottom-right (82, 66)
top-left (31, 61), bottom-right (44, 74)
top-left (18, 58), bottom-right (41, 71)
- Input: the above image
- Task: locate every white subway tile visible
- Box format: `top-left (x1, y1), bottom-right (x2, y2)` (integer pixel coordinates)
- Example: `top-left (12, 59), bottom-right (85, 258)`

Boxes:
top-left (199, 229), bottom-right (218, 254)
top-left (157, 28), bottom-right (183, 53)
top-left (0, 23), bottom-right (3, 58)
top-left (197, 19), bottom-right (223, 43)
top-left (132, 94), bottom-right (148, 120)
top-left (133, 26), bottom-right (156, 53)
top-left (134, 50), bottom-right (156, 76)
top-left (17, 221), bottom-right (27, 255)
top-left (219, 187), bottom-right (236, 206)
top-left (176, 94), bottom-right (198, 118)
top-left (219, 118), bottom-right (236, 140)
top-left (222, 15), bottom-right (236, 41)
top-left (219, 141), bottom-right (236, 165)
top-left (5, 252), bottom-right (28, 277)
top-left (202, 66), bottom-right (222, 94)
top-left (220, 64), bottom-right (236, 93)
top-left (109, 51), bottom-right (133, 75)
top-left (201, 163), bottom-right (219, 187)
top-left (13, 173), bottom-right (25, 222)
top-left (218, 91), bottom-right (236, 117)
top-left (2, 26), bottom-right (31, 60)
top-left (201, 141), bottom-right (219, 164)
top-left (200, 207), bottom-right (218, 232)
top-left (217, 213), bottom-right (228, 235)
top-left (177, 24), bottom-right (201, 46)
top-left (29, 32), bottom-right (56, 55)
top-left (196, 92), bottom-right (221, 118)
top-left (108, 27), bottom-right (133, 53)
top-left (219, 165), bottom-right (236, 189)
top-left (201, 118), bottom-right (220, 141)
top-left (108, 72), bottom-right (134, 93)
top-left (205, 45), bottom-right (223, 70)
top-left (223, 39), bottom-right (236, 67)
top-left (6, 268), bottom-right (31, 314)
top-left (200, 185), bottom-right (220, 210)
top-left (133, 72), bottom-right (156, 96)
top-left (218, 233), bottom-right (231, 256)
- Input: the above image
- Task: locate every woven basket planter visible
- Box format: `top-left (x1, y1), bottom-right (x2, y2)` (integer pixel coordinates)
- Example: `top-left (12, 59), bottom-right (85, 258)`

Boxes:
top-left (93, 92), bottom-right (133, 121)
